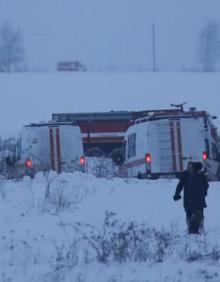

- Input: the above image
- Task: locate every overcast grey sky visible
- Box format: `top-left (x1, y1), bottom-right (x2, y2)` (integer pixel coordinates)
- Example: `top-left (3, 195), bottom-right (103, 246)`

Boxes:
top-left (0, 0), bottom-right (220, 70)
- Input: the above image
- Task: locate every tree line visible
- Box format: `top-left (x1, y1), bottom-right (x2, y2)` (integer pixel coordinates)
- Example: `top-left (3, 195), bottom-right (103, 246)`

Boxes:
top-left (0, 20), bottom-right (220, 72)
top-left (0, 22), bottom-right (25, 72)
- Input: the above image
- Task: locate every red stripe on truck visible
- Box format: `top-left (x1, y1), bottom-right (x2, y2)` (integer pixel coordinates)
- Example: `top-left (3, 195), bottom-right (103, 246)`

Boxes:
top-left (170, 121), bottom-right (177, 171)
top-left (49, 128), bottom-right (55, 171)
top-left (56, 128), bottom-right (62, 173)
top-left (176, 121), bottom-right (184, 171)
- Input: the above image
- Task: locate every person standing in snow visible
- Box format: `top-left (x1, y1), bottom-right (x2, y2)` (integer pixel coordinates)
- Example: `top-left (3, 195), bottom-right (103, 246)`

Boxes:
top-left (173, 162), bottom-right (209, 234)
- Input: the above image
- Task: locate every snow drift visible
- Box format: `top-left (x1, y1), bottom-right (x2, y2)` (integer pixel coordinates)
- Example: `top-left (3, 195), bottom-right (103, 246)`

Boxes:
top-left (0, 171), bottom-right (220, 281)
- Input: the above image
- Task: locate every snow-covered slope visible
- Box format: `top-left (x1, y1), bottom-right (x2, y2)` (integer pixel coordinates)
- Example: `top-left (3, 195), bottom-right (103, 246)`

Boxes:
top-left (0, 171), bottom-right (220, 281)
top-left (1, 71), bottom-right (220, 137)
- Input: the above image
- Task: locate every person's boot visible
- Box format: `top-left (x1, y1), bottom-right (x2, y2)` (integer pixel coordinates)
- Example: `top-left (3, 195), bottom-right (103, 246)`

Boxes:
top-left (188, 216), bottom-right (199, 234)
top-left (189, 211), bottom-right (203, 234)
top-left (186, 217), bottom-right (191, 233)
top-left (198, 216), bottom-right (204, 233)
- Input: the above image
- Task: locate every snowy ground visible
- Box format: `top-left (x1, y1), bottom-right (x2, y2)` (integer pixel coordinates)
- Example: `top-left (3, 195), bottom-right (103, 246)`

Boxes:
top-left (0, 171), bottom-right (220, 282)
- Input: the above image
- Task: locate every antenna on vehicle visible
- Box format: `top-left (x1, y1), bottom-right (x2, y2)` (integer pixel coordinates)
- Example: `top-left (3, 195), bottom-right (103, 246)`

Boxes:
top-left (170, 102), bottom-right (187, 111)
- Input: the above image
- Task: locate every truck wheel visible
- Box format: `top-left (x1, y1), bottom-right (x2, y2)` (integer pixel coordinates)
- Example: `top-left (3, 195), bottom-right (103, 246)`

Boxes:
top-left (150, 173), bottom-right (160, 180)
top-left (85, 147), bottom-right (105, 157)
top-left (109, 148), bottom-right (123, 165)
top-left (145, 173), bottom-right (159, 180)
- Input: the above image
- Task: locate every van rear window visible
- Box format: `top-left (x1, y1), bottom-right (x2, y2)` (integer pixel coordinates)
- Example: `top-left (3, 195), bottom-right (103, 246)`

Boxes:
top-left (128, 133), bottom-right (136, 158)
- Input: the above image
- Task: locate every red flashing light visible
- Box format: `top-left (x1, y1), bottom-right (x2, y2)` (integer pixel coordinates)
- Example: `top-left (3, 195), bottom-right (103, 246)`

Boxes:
top-left (80, 156), bottom-right (86, 166)
top-left (203, 151), bottom-right (208, 161)
top-left (145, 153), bottom-right (152, 163)
top-left (25, 159), bottom-right (33, 169)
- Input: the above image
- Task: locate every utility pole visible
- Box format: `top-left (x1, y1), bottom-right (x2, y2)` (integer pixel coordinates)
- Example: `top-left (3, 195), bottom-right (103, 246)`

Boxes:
top-left (152, 24), bottom-right (156, 71)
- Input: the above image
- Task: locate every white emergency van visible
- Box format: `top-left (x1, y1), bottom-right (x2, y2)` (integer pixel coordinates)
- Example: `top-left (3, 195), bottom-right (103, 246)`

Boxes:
top-left (121, 111), bottom-right (220, 181)
top-left (9, 122), bottom-right (85, 177)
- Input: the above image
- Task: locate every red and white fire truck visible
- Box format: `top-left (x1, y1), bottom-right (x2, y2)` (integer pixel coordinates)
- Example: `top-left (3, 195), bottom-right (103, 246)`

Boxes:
top-left (52, 109), bottom-right (182, 161)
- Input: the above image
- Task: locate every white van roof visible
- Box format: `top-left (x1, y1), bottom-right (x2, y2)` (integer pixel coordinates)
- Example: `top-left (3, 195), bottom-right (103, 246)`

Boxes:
top-left (24, 121), bottom-right (77, 128)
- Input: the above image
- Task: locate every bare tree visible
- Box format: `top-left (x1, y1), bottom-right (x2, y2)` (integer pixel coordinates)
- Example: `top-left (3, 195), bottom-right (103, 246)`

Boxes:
top-left (198, 20), bottom-right (220, 72)
top-left (0, 22), bottom-right (25, 73)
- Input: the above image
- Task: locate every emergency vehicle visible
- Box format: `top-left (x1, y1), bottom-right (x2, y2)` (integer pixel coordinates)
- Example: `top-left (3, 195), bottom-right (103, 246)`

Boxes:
top-left (8, 122), bottom-right (85, 177)
top-left (52, 109), bottom-right (181, 160)
top-left (121, 109), bottom-right (220, 181)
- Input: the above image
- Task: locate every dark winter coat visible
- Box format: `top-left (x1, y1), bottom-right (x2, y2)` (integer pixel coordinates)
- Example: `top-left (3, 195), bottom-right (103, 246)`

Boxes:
top-left (174, 170), bottom-right (209, 213)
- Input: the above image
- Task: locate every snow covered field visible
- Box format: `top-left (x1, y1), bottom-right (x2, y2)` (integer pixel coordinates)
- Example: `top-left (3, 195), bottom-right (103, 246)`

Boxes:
top-left (1, 70), bottom-right (220, 281)
top-left (0, 71), bottom-right (220, 137)
top-left (0, 171), bottom-right (220, 282)
top-left (1, 1), bottom-right (220, 280)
